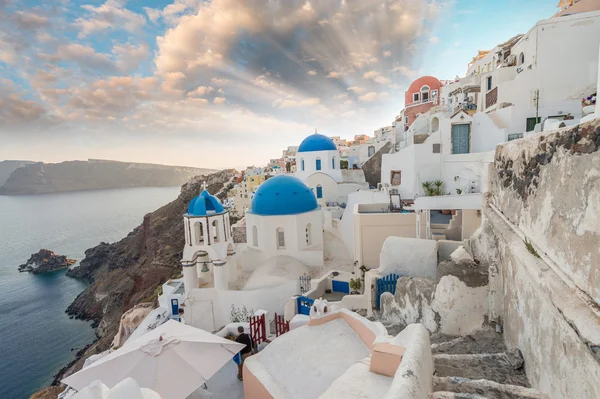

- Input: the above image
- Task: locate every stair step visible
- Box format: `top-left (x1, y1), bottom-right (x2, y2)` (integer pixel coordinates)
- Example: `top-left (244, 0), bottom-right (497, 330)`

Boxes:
top-left (433, 352), bottom-right (528, 386)
top-left (433, 377), bottom-right (549, 399)
top-left (430, 391), bottom-right (488, 399)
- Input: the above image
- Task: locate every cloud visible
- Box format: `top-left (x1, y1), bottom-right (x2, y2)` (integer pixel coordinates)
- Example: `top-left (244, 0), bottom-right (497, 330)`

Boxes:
top-left (392, 65), bottom-right (419, 78)
top-left (363, 71), bottom-right (391, 85)
top-left (113, 43), bottom-right (149, 72)
top-left (429, 36), bottom-right (440, 44)
top-left (211, 77), bottom-right (231, 85)
top-left (188, 86), bottom-right (214, 97)
top-left (347, 86), bottom-right (366, 94)
top-left (358, 92), bottom-right (378, 102)
top-left (0, 82), bottom-right (48, 125)
top-left (74, 0), bottom-right (146, 38)
top-left (213, 97), bottom-right (226, 104)
top-left (383, 50), bottom-right (392, 58)
top-left (41, 44), bottom-right (116, 72)
top-left (307, 70), bottom-right (317, 76)
top-left (14, 10), bottom-right (48, 30)
top-left (272, 97), bottom-right (320, 108)
top-left (326, 71), bottom-right (341, 79)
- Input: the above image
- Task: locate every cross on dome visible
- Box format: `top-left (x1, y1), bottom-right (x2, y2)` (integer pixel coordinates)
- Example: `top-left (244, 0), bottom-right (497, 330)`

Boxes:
top-left (202, 181), bottom-right (208, 191)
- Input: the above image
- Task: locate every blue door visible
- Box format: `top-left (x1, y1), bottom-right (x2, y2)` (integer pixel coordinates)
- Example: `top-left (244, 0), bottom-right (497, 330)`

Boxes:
top-left (316, 186), bottom-right (323, 199)
top-left (332, 280), bottom-right (350, 294)
top-left (451, 124), bottom-right (470, 154)
top-left (297, 296), bottom-right (314, 315)
top-left (376, 274), bottom-right (400, 309)
top-left (316, 159), bottom-right (321, 170)
top-left (171, 298), bottom-right (179, 318)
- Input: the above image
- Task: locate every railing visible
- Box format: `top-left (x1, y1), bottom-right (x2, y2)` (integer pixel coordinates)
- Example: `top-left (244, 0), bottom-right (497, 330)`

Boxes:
top-left (486, 87), bottom-right (498, 109)
top-left (508, 133), bottom-right (523, 141)
top-left (453, 103), bottom-right (477, 114)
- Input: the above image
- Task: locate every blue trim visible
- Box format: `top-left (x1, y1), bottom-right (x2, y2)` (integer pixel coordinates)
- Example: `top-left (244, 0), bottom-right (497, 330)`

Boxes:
top-left (316, 159), bottom-right (321, 170)
top-left (316, 186), bottom-right (323, 199)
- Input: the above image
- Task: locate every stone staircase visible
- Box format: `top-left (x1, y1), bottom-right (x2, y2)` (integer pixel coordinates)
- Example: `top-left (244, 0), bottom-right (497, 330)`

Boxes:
top-left (429, 330), bottom-right (549, 399)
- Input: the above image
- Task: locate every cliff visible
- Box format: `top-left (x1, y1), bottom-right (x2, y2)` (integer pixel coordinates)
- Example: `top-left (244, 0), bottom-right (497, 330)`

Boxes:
top-left (0, 159), bottom-right (218, 195)
top-left (18, 249), bottom-right (76, 273)
top-left (57, 169), bottom-right (235, 382)
top-left (0, 160), bottom-right (34, 187)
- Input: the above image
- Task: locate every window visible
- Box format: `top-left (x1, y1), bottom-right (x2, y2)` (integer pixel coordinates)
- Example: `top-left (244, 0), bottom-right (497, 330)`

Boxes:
top-left (301, 158), bottom-right (305, 171)
top-left (412, 92), bottom-right (420, 102)
top-left (420, 85), bottom-right (430, 102)
top-left (519, 52), bottom-right (525, 66)
top-left (316, 158), bottom-right (321, 171)
top-left (276, 228), bottom-right (285, 249)
top-left (432, 143), bottom-right (441, 153)
top-left (431, 89), bottom-right (438, 99)
top-left (316, 185), bottom-right (323, 199)
top-left (431, 117), bottom-right (440, 133)
top-left (390, 170), bottom-right (401, 186)
top-left (212, 219), bottom-right (220, 243)
top-left (195, 222), bottom-right (204, 244)
top-left (486, 76), bottom-right (492, 91)
top-left (368, 146), bottom-right (375, 157)
top-left (405, 116), bottom-right (409, 124)
top-left (526, 117), bottom-right (541, 132)
top-left (332, 157), bottom-right (335, 169)
top-left (305, 224), bottom-right (312, 246)
top-left (252, 225), bottom-right (258, 247)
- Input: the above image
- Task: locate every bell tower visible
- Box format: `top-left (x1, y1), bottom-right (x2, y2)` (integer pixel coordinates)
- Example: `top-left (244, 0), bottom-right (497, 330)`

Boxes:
top-left (181, 182), bottom-right (237, 294)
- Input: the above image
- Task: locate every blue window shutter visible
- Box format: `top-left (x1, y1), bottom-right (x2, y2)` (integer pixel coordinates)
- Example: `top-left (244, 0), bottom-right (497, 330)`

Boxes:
top-left (316, 186), bottom-right (323, 198)
top-left (316, 159), bottom-right (321, 170)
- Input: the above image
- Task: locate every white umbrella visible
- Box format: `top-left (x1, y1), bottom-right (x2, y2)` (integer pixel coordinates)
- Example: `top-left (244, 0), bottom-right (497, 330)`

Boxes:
top-left (62, 320), bottom-right (245, 399)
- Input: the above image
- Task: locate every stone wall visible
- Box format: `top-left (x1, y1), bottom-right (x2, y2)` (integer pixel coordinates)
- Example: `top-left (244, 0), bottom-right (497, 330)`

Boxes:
top-left (492, 119), bottom-right (600, 303)
top-left (471, 119), bottom-right (600, 398)
top-left (361, 141), bottom-right (393, 188)
top-left (381, 257), bottom-right (489, 336)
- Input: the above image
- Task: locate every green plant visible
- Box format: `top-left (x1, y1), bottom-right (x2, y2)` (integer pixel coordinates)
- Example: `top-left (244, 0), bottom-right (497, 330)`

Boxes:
top-left (422, 180), bottom-right (444, 196)
top-left (349, 278), bottom-right (362, 294)
top-left (456, 188), bottom-right (463, 194)
top-left (340, 159), bottom-right (349, 169)
top-left (523, 238), bottom-right (540, 258)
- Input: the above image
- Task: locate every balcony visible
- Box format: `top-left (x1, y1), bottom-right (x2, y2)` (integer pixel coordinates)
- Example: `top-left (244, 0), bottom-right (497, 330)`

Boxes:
top-left (486, 87), bottom-right (498, 109)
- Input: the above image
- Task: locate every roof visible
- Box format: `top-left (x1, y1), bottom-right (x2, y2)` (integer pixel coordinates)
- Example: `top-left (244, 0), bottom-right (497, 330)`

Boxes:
top-left (250, 175), bottom-right (318, 216)
top-left (187, 189), bottom-right (225, 216)
top-left (298, 133), bottom-right (338, 152)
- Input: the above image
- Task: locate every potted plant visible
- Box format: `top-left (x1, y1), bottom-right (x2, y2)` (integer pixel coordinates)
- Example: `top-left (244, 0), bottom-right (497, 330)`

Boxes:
top-left (349, 278), bottom-right (362, 294)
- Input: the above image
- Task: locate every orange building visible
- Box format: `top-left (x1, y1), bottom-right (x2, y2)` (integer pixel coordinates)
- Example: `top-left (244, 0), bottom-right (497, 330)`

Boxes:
top-left (403, 76), bottom-right (444, 130)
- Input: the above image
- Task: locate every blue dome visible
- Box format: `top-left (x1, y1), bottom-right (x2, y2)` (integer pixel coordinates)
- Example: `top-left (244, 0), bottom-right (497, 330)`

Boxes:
top-left (251, 175), bottom-right (318, 216)
top-left (298, 133), bottom-right (337, 152)
top-left (187, 190), bottom-right (225, 216)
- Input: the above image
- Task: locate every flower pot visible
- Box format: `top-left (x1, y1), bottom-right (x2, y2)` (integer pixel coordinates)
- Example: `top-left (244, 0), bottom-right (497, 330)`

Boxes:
top-left (441, 209), bottom-right (451, 215)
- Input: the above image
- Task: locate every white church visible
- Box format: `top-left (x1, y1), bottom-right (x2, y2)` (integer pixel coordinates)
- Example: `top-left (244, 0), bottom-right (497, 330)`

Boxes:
top-left (294, 131), bottom-right (368, 205)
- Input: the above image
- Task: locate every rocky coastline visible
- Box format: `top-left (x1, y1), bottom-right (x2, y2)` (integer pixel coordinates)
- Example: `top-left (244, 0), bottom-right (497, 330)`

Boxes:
top-left (18, 249), bottom-right (76, 274)
top-left (50, 170), bottom-right (235, 388)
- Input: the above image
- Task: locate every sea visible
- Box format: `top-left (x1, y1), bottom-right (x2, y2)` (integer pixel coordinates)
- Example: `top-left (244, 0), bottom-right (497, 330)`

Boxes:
top-left (0, 186), bottom-right (182, 399)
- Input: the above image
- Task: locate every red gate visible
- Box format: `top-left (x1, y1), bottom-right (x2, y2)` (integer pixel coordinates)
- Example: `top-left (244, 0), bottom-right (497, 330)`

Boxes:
top-left (249, 314), bottom-right (267, 345)
top-left (274, 313), bottom-right (290, 337)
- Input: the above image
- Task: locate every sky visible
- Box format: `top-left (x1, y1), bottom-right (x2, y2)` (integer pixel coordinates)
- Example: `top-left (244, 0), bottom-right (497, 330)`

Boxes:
top-left (0, 0), bottom-right (558, 169)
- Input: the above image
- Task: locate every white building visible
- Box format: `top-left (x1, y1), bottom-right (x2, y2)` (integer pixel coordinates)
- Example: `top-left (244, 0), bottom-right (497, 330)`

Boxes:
top-left (245, 175), bottom-right (324, 267)
top-left (294, 132), bottom-right (368, 205)
top-left (181, 186), bottom-right (236, 292)
top-left (295, 132), bottom-right (343, 183)
top-left (478, 10), bottom-right (600, 138)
